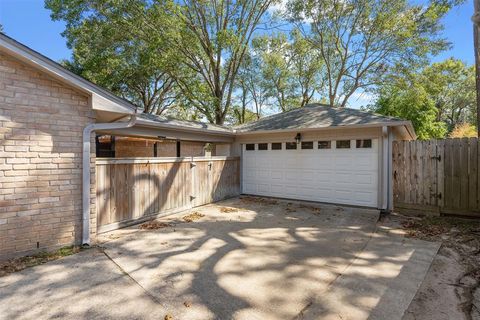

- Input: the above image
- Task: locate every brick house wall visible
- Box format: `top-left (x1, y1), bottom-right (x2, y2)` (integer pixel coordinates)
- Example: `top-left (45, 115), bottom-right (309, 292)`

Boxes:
top-left (115, 137), bottom-right (156, 157)
top-left (0, 51), bottom-right (96, 259)
top-left (180, 141), bottom-right (207, 157)
top-left (114, 137), bottom-right (209, 157)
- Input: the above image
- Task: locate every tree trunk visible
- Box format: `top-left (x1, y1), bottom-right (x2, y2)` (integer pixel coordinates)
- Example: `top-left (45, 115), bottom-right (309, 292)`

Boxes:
top-left (473, 0), bottom-right (480, 136)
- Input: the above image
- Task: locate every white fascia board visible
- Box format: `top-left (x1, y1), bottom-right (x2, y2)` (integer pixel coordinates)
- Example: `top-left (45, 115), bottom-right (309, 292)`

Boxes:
top-left (233, 121), bottom-right (414, 136)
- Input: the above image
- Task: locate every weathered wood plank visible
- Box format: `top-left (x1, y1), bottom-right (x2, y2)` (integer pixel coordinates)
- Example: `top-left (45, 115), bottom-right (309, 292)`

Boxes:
top-left (437, 140), bottom-right (445, 209)
top-left (96, 158), bottom-right (241, 229)
top-left (444, 139), bottom-right (454, 209)
top-left (469, 138), bottom-right (478, 210)
top-left (393, 138), bottom-right (479, 217)
top-left (459, 138), bottom-right (469, 209)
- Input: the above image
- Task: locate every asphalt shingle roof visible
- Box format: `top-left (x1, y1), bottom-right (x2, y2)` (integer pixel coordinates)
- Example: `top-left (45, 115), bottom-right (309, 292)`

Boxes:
top-left (137, 113), bottom-right (234, 133)
top-left (234, 103), bottom-right (406, 133)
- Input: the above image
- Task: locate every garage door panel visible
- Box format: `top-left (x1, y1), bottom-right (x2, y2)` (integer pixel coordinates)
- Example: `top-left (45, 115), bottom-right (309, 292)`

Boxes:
top-left (284, 170), bottom-right (297, 182)
top-left (257, 170), bottom-right (270, 180)
top-left (271, 170), bottom-right (283, 180)
top-left (298, 170), bottom-right (316, 181)
top-left (284, 185), bottom-right (299, 195)
top-left (355, 173), bottom-right (376, 185)
top-left (243, 139), bottom-right (379, 207)
top-left (271, 184), bottom-right (284, 194)
top-left (257, 183), bottom-right (270, 193)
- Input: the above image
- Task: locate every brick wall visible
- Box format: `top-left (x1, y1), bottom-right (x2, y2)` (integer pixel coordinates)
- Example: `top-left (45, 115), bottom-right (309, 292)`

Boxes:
top-left (114, 138), bottom-right (208, 157)
top-left (156, 140), bottom-right (177, 157)
top-left (180, 141), bottom-right (207, 157)
top-left (0, 51), bottom-right (95, 259)
top-left (115, 137), bottom-right (156, 157)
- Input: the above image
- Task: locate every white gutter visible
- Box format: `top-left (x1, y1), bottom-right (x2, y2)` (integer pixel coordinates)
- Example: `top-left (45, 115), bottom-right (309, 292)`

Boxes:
top-left (82, 115), bottom-right (137, 245)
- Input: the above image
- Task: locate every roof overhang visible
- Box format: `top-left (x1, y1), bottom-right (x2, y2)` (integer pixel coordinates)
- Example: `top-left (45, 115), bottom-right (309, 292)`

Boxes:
top-left (234, 121), bottom-right (416, 140)
top-left (97, 118), bottom-right (235, 143)
top-left (0, 33), bottom-right (136, 115)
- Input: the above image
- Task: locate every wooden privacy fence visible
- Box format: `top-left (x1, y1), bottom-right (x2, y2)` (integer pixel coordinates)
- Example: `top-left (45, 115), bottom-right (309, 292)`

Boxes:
top-left (393, 138), bottom-right (480, 217)
top-left (96, 157), bottom-right (240, 232)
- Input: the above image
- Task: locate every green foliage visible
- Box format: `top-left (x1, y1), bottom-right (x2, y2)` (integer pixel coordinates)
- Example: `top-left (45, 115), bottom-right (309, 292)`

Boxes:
top-left (373, 84), bottom-right (447, 139)
top-left (251, 28), bottom-right (323, 112)
top-left (421, 58), bottom-right (476, 130)
top-left (287, 0), bottom-right (452, 107)
top-left (45, 0), bottom-right (465, 126)
top-left (167, 0), bottom-right (278, 124)
top-left (45, 0), bottom-right (179, 115)
top-left (371, 58), bottom-right (475, 139)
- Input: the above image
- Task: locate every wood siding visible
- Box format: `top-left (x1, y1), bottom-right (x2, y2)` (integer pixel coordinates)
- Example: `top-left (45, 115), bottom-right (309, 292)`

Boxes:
top-left (393, 138), bottom-right (480, 217)
top-left (96, 157), bottom-right (240, 232)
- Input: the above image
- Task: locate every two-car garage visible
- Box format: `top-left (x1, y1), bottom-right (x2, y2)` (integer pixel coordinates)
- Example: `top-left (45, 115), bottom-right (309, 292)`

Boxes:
top-left (242, 138), bottom-right (380, 208)
top-left (234, 104), bottom-right (416, 210)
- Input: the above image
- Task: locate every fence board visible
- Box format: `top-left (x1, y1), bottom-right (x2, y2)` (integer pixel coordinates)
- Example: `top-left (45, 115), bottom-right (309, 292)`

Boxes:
top-left (96, 157), bottom-right (240, 232)
top-left (394, 138), bottom-right (480, 217)
top-left (437, 140), bottom-right (445, 208)
top-left (469, 138), bottom-right (478, 210)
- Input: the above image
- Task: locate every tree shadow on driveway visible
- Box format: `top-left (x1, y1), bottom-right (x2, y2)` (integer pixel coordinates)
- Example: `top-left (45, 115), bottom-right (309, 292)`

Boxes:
top-left (0, 197), bottom-right (439, 320)
top-left (98, 197), bottom-right (439, 320)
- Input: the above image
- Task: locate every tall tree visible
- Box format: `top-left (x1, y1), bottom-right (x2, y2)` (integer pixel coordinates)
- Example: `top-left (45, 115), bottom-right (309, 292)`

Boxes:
top-left (46, 0), bottom-right (178, 115)
top-left (253, 29), bottom-right (323, 112)
top-left (234, 51), bottom-right (269, 123)
top-left (287, 0), bottom-right (452, 108)
top-left (371, 58), bottom-right (476, 139)
top-left (165, 0), bottom-right (278, 124)
top-left (372, 79), bottom-right (447, 140)
top-left (422, 58), bottom-right (476, 130)
top-left (473, 0), bottom-right (480, 136)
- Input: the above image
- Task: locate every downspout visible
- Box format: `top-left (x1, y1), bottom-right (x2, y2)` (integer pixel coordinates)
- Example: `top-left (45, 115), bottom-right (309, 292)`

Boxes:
top-left (381, 126), bottom-right (394, 213)
top-left (82, 115), bottom-right (137, 245)
top-left (381, 126), bottom-right (389, 212)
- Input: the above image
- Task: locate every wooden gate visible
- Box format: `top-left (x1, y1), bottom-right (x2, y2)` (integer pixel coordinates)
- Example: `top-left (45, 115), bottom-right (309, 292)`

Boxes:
top-left (95, 157), bottom-right (240, 232)
top-left (393, 138), bottom-right (480, 217)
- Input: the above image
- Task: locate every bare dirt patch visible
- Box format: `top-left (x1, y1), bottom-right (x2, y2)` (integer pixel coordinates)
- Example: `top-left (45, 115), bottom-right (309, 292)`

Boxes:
top-left (182, 211), bottom-right (205, 222)
top-left (0, 246), bottom-right (82, 277)
top-left (139, 220), bottom-right (173, 230)
top-left (388, 215), bottom-right (480, 320)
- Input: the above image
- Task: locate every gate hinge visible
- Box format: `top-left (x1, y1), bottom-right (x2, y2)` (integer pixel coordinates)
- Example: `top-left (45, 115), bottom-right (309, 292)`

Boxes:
top-left (431, 192), bottom-right (442, 199)
top-left (190, 162), bottom-right (197, 168)
top-left (431, 155), bottom-right (441, 161)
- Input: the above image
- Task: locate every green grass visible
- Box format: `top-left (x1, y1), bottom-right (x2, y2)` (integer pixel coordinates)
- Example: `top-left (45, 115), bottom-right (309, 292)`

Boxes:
top-left (0, 245), bottom-right (83, 277)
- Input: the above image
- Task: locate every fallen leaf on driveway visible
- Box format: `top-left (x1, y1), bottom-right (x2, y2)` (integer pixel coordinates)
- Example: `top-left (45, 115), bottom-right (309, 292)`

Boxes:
top-left (139, 221), bottom-right (172, 230)
top-left (182, 212), bottom-right (205, 222)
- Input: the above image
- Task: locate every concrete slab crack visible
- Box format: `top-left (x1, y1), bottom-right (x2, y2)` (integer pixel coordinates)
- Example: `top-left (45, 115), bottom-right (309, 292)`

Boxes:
top-left (99, 247), bottom-right (163, 305)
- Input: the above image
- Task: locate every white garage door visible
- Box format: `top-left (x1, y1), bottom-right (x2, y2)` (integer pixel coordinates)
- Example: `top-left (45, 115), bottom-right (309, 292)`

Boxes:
top-left (242, 139), bottom-right (379, 207)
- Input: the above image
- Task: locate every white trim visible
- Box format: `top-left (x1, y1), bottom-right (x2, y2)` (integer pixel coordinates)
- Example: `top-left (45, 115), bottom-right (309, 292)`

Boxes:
top-left (234, 121), bottom-right (415, 139)
top-left (387, 128), bottom-right (394, 211)
top-left (381, 126), bottom-right (389, 210)
top-left (95, 156), bottom-right (239, 165)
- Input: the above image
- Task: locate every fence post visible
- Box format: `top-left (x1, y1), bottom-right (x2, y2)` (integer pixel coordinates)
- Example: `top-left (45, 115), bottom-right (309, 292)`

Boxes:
top-left (190, 156), bottom-right (196, 208)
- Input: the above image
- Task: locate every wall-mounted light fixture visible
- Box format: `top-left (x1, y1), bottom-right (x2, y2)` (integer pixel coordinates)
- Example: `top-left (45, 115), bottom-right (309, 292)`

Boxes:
top-left (295, 133), bottom-right (302, 144)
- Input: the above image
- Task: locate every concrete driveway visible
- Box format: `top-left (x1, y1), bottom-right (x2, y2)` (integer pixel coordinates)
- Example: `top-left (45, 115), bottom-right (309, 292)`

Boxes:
top-left (0, 197), bottom-right (440, 320)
